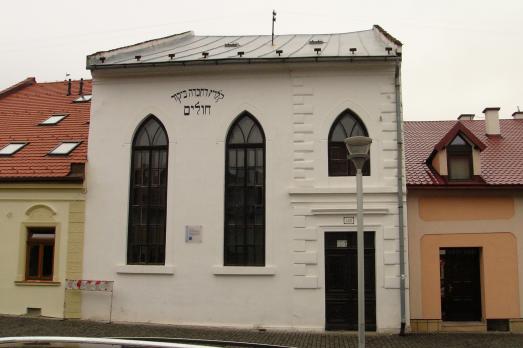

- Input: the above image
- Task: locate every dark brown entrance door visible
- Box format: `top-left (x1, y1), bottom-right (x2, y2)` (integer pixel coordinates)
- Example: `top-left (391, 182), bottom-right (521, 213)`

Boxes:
top-left (325, 232), bottom-right (376, 331)
top-left (440, 247), bottom-right (482, 321)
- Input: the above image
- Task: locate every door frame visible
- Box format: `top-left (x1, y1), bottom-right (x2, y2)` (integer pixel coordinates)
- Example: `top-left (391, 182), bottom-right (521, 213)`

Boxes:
top-left (439, 247), bottom-right (483, 322)
top-left (324, 230), bottom-right (377, 331)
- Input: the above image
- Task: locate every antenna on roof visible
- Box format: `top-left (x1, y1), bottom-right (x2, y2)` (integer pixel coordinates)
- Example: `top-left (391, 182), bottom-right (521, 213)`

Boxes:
top-left (272, 10), bottom-right (277, 46)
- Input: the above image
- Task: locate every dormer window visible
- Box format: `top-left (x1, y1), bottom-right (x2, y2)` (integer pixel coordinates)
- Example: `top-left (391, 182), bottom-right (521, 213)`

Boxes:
top-left (447, 135), bottom-right (473, 180)
top-left (428, 123), bottom-right (485, 183)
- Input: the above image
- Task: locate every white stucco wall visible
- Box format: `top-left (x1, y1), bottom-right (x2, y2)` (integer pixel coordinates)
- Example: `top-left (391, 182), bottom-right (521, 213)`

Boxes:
top-left (83, 62), bottom-right (407, 330)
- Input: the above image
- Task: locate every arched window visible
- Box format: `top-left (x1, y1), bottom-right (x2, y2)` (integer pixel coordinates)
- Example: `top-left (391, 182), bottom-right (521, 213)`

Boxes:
top-left (128, 116), bottom-right (169, 265)
top-left (224, 113), bottom-right (265, 266)
top-left (328, 110), bottom-right (370, 176)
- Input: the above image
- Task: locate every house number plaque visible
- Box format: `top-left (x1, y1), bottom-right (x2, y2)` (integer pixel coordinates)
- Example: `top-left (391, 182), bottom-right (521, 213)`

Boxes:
top-left (337, 240), bottom-right (348, 248)
top-left (343, 216), bottom-right (355, 225)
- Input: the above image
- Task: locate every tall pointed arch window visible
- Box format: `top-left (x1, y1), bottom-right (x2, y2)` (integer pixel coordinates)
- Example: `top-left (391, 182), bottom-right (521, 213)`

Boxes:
top-left (328, 110), bottom-right (370, 176)
top-left (224, 113), bottom-right (265, 266)
top-left (128, 116), bottom-right (169, 264)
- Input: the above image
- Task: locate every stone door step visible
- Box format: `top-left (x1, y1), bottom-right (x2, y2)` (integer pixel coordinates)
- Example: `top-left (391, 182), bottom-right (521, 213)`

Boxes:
top-left (441, 321), bottom-right (486, 332)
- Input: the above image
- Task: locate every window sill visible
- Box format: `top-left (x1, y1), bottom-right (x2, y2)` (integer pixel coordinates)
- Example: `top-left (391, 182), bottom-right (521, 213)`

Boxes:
top-left (212, 265), bottom-right (277, 276)
top-left (288, 186), bottom-right (398, 195)
top-left (14, 280), bottom-right (61, 286)
top-left (115, 264), bottom-right (175, 275)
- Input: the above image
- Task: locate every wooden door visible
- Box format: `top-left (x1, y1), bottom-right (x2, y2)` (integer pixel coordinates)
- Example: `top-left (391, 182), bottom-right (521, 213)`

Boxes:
top-left (325, 232), bottom-right (376, 330)
top-left (440, 247), bottom-right (482, 321)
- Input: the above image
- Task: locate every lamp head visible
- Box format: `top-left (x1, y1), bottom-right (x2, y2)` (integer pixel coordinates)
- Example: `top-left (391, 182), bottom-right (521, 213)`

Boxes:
top-left (344, 136), bottom-right (372, 157)
top-left (345, 136), bottom-right (372, 170)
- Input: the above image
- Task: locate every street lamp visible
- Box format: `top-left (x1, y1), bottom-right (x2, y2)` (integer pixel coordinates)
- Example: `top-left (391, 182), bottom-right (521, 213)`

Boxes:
top-left (344, 135), bottom-right (372, 348)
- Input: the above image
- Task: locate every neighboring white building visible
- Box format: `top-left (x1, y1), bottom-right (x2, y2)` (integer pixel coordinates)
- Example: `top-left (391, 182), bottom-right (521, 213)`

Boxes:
top-left (82, 26), bottom-right (407, 332)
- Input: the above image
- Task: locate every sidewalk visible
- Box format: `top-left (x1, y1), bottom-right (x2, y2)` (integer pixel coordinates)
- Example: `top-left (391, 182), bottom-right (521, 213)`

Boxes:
top-left (1, 315), bottom-right (523, 348)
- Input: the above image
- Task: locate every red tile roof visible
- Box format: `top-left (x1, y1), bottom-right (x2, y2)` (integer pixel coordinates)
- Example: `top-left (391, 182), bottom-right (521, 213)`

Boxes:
top-left (0, 78), bottom-right (91, 182)
top-left (405, 119), bottom-right (523, 187)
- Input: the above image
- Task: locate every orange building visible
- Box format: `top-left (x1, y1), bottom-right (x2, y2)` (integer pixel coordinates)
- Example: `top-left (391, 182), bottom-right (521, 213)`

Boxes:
top-left (405, 109), bottom-right (523, 332)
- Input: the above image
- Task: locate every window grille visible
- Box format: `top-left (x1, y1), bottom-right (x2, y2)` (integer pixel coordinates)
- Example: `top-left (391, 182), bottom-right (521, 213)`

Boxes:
top-left (127, 116), bottom-right (169, 265)
top-left (224, 112), bottom-right (266, 266)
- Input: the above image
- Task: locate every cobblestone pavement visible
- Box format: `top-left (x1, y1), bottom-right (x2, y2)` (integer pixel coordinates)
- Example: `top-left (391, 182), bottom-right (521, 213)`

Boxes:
top-left (1, 316), bottom-right (523, 348)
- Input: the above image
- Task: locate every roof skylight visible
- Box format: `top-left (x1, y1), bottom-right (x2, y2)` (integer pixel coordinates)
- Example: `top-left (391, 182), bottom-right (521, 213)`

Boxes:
top-left (49, 142), bottom-right (80, 155)
top-left (0, 142), bottom-right (27, 156)
top-left (74, 95), bottom-right (92, 103)
top-left (40, 114), bottom-right (67, 125)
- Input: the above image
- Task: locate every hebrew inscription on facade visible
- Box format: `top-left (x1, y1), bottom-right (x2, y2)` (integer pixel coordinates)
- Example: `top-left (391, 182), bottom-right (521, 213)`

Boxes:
top-left (171, 88), bottom-right (225, 116)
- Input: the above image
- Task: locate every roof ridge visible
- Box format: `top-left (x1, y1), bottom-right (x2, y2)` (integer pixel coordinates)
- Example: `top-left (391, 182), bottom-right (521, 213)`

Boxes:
top-left (196, 29), bottom-right (374, 37)
top-left (404, 120), bottom-right (459, 123)
top-left (34, 79), bottom-right (92, 85)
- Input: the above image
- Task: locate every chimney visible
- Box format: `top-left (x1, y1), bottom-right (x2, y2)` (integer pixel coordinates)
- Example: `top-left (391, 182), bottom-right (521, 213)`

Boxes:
top-left (78, 78), bottom-right (84, 96)
top-left (513, 111), bottom-right (523, 119)
top-left (458, 114), bottom-right (475, 121)
top-left (67, 79), bottom-right (71, 96)
top-left (483, 107), bottom-right (500, 135)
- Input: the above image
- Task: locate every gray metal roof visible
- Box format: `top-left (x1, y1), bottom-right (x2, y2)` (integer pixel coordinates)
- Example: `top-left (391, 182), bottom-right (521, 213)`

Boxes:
top-left (87, 25), bottom-right (401, 69)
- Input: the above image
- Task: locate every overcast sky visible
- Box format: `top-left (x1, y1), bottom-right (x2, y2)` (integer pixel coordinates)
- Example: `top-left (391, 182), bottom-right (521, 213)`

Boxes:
top-left (2, 0), bottom-right (522, 120)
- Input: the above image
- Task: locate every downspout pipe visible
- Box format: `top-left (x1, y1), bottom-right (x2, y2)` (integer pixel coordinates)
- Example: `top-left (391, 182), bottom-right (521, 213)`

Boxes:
top-left (395, 57), bottom-right (407, 336)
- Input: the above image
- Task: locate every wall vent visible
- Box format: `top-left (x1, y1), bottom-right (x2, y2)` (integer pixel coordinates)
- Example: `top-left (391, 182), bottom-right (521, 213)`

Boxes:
top-left (26, 308), bottom-right (42, 317)
top-left (487, 319), bottom-right (509, 332)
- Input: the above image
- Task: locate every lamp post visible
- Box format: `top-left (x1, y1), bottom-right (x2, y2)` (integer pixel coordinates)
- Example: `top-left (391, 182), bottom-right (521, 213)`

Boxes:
top-left (344, 136), bottom-right (372, 348)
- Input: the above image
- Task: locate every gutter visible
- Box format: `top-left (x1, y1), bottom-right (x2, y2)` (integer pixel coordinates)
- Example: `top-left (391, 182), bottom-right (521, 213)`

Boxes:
top-left (0, 163), bottom-right (85, 183)
top-left (407, 184), bottom-right (523, 190)
top-left (0, 177), bottom-right (84, 184)
top-left (395, 57), bottom-right (407, 336)
top-left (87, 55), bottom-right (401, 71)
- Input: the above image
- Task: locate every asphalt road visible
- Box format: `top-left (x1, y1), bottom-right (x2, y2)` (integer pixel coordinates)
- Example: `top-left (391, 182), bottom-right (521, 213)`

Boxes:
top-left (1, 315), bottom-right (523, 348)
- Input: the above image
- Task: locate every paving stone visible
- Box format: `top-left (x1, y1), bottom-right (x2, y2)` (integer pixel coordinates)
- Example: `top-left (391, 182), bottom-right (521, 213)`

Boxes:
top-left (1, 316), bottom-right (523, 348)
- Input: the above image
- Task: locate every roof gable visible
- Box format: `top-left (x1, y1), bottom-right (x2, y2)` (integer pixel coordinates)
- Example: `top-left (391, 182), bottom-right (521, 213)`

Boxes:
top-left (0, 77), bottom-right (35, 99)
top-left (434, 121), bottom-right (486, 152)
